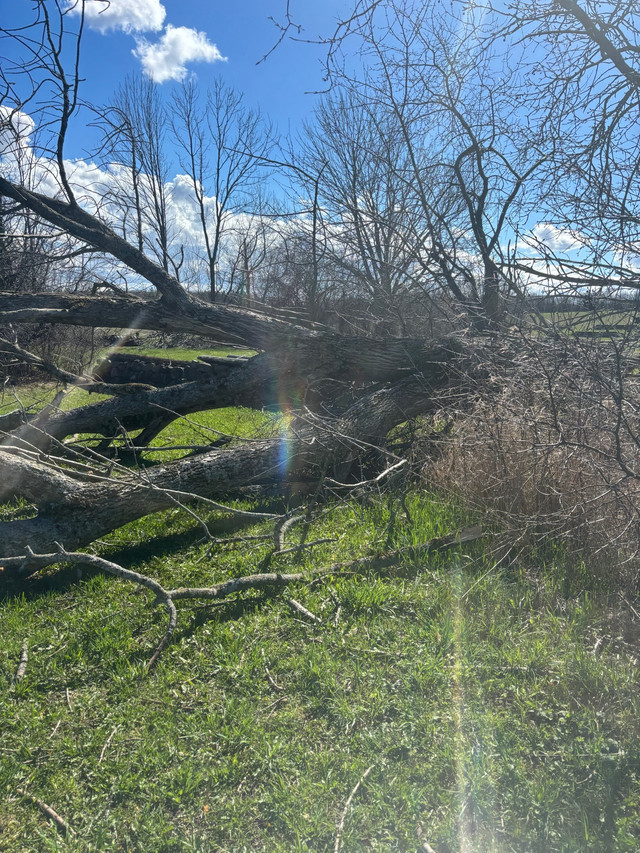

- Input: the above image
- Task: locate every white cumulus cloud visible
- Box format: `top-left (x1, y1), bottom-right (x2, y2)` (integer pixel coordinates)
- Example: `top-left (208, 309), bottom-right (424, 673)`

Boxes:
top-left (133, 25), bottom-right (226, 83)
top-left (67, 0), bottom-right (166, 33)
top-left (0, 106), bottom-right (37, 175)
top-left (527, 223), bottom-right (583, 254)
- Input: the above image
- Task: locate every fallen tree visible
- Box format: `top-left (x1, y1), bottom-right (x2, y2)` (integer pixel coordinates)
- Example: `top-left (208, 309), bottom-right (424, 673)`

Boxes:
top-left (0, 323), bottom-right (472, 557)
top-left (0, 162), bottom-right (479, 568)
top-left (0, 135), bottom-right (479, 564)
top-left (5, 0), bottom-right (640, 600)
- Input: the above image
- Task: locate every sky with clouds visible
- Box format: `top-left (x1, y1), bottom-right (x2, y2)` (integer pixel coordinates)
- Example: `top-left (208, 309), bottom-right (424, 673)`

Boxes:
top-left (0, 0), bottom-right (358, 289)
top-left (1, 0), bottom-right (352, 162)
top-left (2, 0), bottom-right (625, 291)
top-left (50, 0), bottom-right (348, 149)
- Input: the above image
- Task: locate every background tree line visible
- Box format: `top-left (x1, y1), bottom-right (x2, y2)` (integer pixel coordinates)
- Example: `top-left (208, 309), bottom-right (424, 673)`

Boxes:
top-left (3, 0), bottom-right (639, 334)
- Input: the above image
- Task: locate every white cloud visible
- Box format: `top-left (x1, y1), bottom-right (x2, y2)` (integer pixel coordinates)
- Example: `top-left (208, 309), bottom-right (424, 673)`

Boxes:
top-left (67, 0), bottom-right (166, 34)
top-left (526, 223), bottom-right (583, 254)
top-left (0, 106), bottom-right (36, 165)
top-left (133, 25), bottom-right (226, 83)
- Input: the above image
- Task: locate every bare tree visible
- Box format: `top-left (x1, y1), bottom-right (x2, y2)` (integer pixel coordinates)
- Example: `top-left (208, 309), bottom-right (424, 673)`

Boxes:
top-left (489, 0), bottom-right (640, 298)
top-left (296, 91), bottom-right (430, 333)
top-left (105, 76), bottom-right (181, 278)
top-left (170, 78), bottom-right (274, 299)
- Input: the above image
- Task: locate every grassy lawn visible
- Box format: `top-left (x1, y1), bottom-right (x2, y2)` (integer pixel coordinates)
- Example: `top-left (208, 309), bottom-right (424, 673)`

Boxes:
top-left (2, 356), bottom-right (640, 851)
top-left (540, 310), bottom-right (638, 336)
top-left (2, 492), bottom-right (640, 852)
top-left (133, 346), bottom-right (257, 361)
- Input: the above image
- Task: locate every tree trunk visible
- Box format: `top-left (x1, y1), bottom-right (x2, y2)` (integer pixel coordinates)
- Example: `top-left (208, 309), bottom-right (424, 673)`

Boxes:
top-left (0, 357), bottom-right (464, 560)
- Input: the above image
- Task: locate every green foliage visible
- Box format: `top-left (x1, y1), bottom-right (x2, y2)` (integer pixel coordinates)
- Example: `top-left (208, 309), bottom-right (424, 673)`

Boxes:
top-left (2, 494), bottom-right (640, 851)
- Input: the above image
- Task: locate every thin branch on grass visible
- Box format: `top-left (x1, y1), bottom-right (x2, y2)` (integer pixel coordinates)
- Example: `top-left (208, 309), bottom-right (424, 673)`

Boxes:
top-left (288, 597), bottom-right (322, 623)
top-left (1, 526), bottom-right (482, 671)
top-left (198, 532), bottom-right (273, 563)
top-left (333, 765), bottom-right (374, 853)
top-left (16, 787), bottom-right (76, 837)
top-left (273, 537), bottom-right (337, 556)
top-left (261, 648), bottom-right (284, 692)
top-left (159, 488), bottom-right (283, 521)
top-left (3, 547), bottom-right (177, 671)
top-left (14, 639), bottom-right (28, 682)
top-left (167, 572), bottom-right (306, 600)
top-left (98, 726), bottom-right (117, 764)
top-left (329, 588), bottom-right (342, 626)
top-left (274, 513), bottom-right (305, 551)
top-left (319, 525), bottom-right (484, 575)
top-left (326, 458), bottom-right (407, 488)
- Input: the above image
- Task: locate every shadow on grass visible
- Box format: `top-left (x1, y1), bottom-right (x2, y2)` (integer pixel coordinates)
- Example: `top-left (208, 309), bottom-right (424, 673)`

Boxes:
top-left (0, 517), bottom-right (262, 604)
top-left (179, 591), bottom-right (275, 634)
top-left (0, 493), bottom-right (296, 606)
top-left (121, 594), bottom-right (280, 673)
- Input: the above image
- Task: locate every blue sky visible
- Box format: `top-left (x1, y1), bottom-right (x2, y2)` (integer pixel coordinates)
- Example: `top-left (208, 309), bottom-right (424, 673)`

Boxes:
top-left (1, 0), bottom-right (612, 283)
top-left (3, 0), bottom-right (351, 158)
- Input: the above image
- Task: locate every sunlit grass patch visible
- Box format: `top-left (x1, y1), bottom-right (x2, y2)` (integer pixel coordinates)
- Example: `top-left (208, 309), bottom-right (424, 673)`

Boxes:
top-left (135, 346), bottom-right (257, 361)
top-left (2, 492), bottom-right (640, 851)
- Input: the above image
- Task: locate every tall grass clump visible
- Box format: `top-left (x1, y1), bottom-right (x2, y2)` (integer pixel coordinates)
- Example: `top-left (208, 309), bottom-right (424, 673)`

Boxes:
top-left (427, 326), bottom-right (640, 589)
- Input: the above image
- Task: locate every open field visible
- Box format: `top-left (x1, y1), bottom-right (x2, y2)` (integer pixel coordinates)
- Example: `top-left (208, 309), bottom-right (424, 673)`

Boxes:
top-left (540, 310), bottom-right (639, 338)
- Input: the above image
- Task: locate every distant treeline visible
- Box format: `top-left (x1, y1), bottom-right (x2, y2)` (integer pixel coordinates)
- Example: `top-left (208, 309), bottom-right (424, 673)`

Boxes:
top-left (530, 293), bottom-right (640, 313)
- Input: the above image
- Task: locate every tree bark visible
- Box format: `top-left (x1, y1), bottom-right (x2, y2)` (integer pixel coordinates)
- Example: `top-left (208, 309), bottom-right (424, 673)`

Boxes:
top-left (0, 352), bottom-right (464, 560)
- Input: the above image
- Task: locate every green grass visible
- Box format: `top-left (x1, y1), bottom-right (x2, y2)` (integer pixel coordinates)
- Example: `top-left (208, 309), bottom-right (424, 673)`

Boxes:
top-left (2, 492), bottom-right (640, 852)
top-left (0, 345), bottom-right (256, 415)
top-left (2, 354), bottom-right (640, 850)
top-left (134, 346), bottom-right (257, 361)
top-left (540, 310), bottom-right (638, 336)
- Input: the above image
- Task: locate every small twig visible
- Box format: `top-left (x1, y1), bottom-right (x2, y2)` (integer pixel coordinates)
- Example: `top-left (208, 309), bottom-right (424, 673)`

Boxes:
top-left (14, 639), bottom-right (28, 682)
top-left (265, 694), bottom-right (287, 719)
top-left (160, 488), bottom-right (282, 521)
top-left (274, 513), bottom-right (305, 551)
top-left (326, 458), bottom-right (407, 488)
top-left (273, 537), bottom-right (336, 556)
top-left (288, 598), bottom-right (322, 624)
top-left (98, 726), bottom-right (117, 764)
top-left (333, 765), bottom-right (373, 853)
top-left (620, 593), bottom-right (640, 622)
top-left (65, 687), bottom-right (73, 711)
top-left (198, 533), bottom-right (273, 563)
top-left (261, 648), bottom-right (284, 692)
top-left (328, 587), bottom-right (342, 626)
top-left (16, 787), bottom-right (76, 837)
top-left (320, 525), bottom-right (484, 576)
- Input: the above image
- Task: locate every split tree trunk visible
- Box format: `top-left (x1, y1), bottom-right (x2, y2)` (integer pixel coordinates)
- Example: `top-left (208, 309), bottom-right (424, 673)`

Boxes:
top-left (0, 357), bottom-right (466, 560)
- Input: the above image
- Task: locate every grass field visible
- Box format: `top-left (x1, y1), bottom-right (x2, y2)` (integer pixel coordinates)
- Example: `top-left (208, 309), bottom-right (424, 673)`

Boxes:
top-left (2, 358), bottom-right (640, 852)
